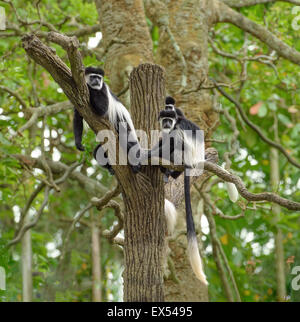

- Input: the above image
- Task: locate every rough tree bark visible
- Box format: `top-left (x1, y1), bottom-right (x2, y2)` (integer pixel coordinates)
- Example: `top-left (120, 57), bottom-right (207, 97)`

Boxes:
top-left (270, 147), bottom-right (286, 301)
top-left (21, 218), bottom-right (32, 302)
top-left (91, 212), bottom-right (102, 302)
top-left (95, 0), bottom-right (153, 106)
top-left (122, 63), bottom-right (166, 301)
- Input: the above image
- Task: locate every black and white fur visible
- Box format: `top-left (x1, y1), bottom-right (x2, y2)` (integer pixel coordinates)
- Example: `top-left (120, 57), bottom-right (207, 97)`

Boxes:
top-left (146, 96), bottom-right (208, 284)
top-left (165, 98), bottom-right (238, 202)
top-left (73, 67), bottom-right (141, 173)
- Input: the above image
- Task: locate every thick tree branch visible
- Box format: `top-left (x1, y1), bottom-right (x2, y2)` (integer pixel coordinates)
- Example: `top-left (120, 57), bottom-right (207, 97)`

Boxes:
top-left (150, 156), bottom-right (300, 211)
top-left (91, 185), bottom-right (120, 210)
top-left (215, 0), bottom-right (300, 66)
top-left (204, 161), bottom-right (300, 210)
top-left (21, 33), bottom-right (133, 180)
top-left (47, 32), bottom-right (86, 91)
top-left (21, 33), bottom-right (111, 133)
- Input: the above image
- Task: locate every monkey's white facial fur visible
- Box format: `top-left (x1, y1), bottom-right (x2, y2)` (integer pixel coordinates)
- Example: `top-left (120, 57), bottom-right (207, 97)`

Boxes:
top-left (160, 117), bottom-right (176, 133)
top-left (85, 73), bottom-right (103, 90)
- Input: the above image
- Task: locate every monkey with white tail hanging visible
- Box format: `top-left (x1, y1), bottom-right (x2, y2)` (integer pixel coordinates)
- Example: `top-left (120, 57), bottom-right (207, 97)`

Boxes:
top-left (141, 96), bottom-right (208, 284)
top-left (144, 96), bottom-right (239, 285)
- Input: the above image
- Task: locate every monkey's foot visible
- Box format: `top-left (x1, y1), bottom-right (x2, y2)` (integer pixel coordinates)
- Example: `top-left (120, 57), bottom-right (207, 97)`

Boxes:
top-left (131, 164), bottom-right (142, 174)
top-left (76, 143), bottom-right (85, 151)
top-left (107, 167), bottom-right (115, 175)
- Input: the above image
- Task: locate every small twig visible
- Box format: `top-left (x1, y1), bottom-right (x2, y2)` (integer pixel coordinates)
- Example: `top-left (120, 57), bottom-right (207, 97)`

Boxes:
top-left (0, 85), bottom-right (27, 109)
top-left (117, 84), bottom-right (129, 97)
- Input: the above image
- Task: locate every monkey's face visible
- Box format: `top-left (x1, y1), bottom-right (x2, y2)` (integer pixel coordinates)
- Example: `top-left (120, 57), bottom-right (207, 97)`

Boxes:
top-left (85, 73), bottom-right (103, 90)
top-left (159, 109), bottom-right (177, 133)
top-left (160, 117), bottom-right (176, 133)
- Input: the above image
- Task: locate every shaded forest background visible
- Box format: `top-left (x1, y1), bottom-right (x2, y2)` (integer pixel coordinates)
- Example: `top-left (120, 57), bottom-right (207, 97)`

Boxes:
top-left (0, 0), bottom-right (300, 302)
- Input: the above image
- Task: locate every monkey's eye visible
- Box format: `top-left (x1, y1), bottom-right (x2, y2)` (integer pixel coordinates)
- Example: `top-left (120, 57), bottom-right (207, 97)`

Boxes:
top-left (165, 105), bottom-right (174, 111)
top-left (91, 75), bottom-right (102, 80)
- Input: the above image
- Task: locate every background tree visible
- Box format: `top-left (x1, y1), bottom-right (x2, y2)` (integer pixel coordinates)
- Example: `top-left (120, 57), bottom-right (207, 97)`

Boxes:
top-left (0, 0), bottom-right (300, 302)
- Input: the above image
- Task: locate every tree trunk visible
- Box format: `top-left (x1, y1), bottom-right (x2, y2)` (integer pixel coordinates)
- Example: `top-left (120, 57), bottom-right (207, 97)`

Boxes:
top-left (95, 0), bottom-right (153, 104)
top-left (91, 214), bottom-right (102, 302)
top-left (270, 147), bottom-right (286, 301)
top-left (21, 217), bottom-right (32, 302)
top-left (144, 0), bottom-right (217, 301)
top-left (121, 63), bottom-right (166, 301)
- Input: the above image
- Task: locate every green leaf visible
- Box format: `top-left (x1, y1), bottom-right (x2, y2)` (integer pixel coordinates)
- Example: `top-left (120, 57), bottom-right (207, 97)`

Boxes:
top-left (278, 113), bottom-right (291, 126)
top-left (258, 103), bottom-right (268, 117)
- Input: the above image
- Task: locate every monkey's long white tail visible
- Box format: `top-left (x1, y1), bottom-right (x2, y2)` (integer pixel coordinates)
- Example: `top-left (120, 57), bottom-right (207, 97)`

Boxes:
top-left (187, 235), bottom-right (208, 285)
top-left (225, 182), bottom-right (239, 203)
top-left (164, 199), bottom-right (177, 236)
top-left (222, 168), bottom-right (239, 203)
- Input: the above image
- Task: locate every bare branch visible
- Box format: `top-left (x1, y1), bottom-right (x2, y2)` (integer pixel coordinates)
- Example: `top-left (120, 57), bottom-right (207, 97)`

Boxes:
top-left (12, 154), bottom-right (107, 194)
top-left (65, 24), bottom-right (101, 38)
top-left (7, 186), bottom-right (50, 247)
top-left (17, 101), bottom-right (72, 135)
top-left (47, 32), bottom-right (86, 91)
top-left (204, 161), bottom-right (300, 210)
top-left (102, 201), bottom-right (124, 240)
top-left (0, 85), bottom-right (27, 109)
top-left (91, 185), bottom-right (121, 210)
top-left (149, 154), bottom-right (300, 210)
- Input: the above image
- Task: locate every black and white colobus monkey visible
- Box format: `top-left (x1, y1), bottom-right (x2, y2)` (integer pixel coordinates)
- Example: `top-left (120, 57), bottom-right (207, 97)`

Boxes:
top-left (73, 67), bottom-right (141, 173)
top-left (146, 96), bottom-right (208, 284)
top-left (150, 96), bottom-right (239, 283)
